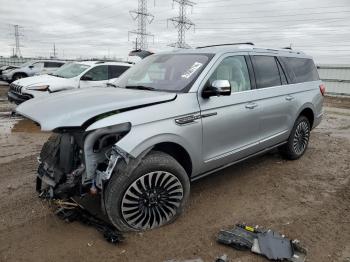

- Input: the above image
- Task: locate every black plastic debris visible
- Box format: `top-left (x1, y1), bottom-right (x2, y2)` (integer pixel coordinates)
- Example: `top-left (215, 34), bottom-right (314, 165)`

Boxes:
top-left (217, 225), bottom-right (257, 250)
top-left (257, 230), bottom-right (293, 260)
top-left (55, 205), bottom-right (124, 244)
top-left (217, 224), bottom-right (307, 262)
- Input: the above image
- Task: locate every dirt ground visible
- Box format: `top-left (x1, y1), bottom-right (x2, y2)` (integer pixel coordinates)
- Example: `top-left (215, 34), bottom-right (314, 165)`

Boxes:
top-left (0, 84), bottom-right (349, 262)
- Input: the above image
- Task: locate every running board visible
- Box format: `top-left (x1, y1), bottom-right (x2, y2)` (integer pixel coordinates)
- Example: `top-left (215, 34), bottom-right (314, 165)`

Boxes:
top-left (191, 141), bottom-right (287, 182)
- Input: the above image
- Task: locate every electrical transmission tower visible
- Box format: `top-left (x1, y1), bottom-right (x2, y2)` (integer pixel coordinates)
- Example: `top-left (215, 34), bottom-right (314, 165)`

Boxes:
top-left (129, 0), bottom-right (155, 50)
top-left (168, 0), bottom-right (196, 49)
top-left (13, 25), bottom-right (23, 57)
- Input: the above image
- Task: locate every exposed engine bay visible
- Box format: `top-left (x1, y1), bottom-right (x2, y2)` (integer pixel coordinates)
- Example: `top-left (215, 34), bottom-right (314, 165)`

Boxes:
top-left (36, 124), bottom-right (130, 200)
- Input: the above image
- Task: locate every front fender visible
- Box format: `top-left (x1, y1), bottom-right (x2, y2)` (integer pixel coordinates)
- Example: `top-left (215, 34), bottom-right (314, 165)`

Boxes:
top-left (115, 121), bottom-right (202, 176)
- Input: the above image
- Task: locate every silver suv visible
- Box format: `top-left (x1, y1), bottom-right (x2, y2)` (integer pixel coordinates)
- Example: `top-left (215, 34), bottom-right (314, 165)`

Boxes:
top-left (2, 60), bottom-right (65, 82)
top-left (17, 43), bottom-right (324, 231)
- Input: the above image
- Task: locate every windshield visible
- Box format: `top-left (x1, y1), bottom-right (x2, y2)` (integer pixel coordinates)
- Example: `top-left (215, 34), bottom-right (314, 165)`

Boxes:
top-left (116, 53), bottom-right (213, 92)
top-left (52, 63), bottom-right (90, 78)
top-left (20, 61), bottom-right (35, 67)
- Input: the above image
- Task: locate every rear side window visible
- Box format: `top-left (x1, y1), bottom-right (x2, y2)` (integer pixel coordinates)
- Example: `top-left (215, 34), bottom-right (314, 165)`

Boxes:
top-left (280, 57), bottom-right (319, 83)
top-left (44, 62), bottom-right (64, 68)
top-left (252, 56), bottom-right (281, 88)
top-left (108, 65), bottom-right (130, 79)
top-left (83, 65), bottom-right (108, 81)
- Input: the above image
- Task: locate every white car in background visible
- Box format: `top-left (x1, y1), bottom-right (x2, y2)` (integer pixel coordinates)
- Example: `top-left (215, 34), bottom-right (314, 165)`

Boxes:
top-left (2, 60), bottom-right (66, 82)
top-left (7, 61), bottom-right (132, 105)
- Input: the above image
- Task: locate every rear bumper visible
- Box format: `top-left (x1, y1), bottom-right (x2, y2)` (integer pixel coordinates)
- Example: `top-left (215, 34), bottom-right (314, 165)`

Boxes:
top-left (7, 90), bottom-right (33, 105)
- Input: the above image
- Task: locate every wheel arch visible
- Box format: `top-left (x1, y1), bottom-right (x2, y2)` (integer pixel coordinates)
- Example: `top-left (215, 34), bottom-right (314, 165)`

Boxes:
top-left (296, 104), bottom-right (315, 129)
top-left (12, 71), bottom-right (28, 79)
top-left (118, 134), bottom-right (195, 178)
top-left (152, 142), bottom-right (193, 178)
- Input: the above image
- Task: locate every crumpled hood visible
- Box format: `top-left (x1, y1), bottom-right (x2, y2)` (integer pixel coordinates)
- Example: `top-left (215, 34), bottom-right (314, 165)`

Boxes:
top-left (16, 87), bottom-right (176, 131)
top-left (14, 74), bottom-right (74, 90)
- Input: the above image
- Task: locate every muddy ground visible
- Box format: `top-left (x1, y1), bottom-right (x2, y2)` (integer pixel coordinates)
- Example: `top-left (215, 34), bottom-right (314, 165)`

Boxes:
top-left (0, 84), bottom-right (349, 262)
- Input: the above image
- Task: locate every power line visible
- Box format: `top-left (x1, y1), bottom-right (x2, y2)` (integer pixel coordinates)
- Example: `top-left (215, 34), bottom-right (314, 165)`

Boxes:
top-left (168, 0), bottom-right (196, 48)
top-left (195, 0), bottom-right (299, 8)
top-left (129, 0), bottom-right (155, 50)
top-left (194, 10), bottom-right (350, 21)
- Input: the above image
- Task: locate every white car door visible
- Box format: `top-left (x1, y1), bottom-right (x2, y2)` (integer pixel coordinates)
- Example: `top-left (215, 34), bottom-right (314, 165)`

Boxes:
top-left (79, 65), bottom-right (109, 88)
top-left (29, 62), bottom-right (44, 76)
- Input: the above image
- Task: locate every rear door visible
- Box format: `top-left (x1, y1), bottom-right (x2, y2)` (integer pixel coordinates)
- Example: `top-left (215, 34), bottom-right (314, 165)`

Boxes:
top-left (29, 62), bottom-right (44, 76)
top-left (79, 65), bottom-right (109, 88)
top-left (250, 54), bottom-right (296, 148)
top-left (198, 53), bottom-right (261, 172)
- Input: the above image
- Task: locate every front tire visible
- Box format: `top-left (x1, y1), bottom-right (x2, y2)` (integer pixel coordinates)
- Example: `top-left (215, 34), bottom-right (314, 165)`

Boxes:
top-left (280, 115), bottom-right (311, 160)
top-left (104, 151), bottom-right (190, 232)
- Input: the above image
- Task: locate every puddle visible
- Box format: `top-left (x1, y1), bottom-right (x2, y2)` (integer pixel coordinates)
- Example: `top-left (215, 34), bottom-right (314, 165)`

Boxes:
top-left (0, 112), bottom-right (41, 134)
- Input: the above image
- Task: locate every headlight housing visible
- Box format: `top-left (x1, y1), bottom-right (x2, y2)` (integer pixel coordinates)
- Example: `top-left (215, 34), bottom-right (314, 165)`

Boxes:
top-left (26, 85), bottom-right (50, 91)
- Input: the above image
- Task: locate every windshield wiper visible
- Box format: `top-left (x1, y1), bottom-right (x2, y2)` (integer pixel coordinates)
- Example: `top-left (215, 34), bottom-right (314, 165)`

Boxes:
top-left (106, 82), bottom-right (117, 88)
top-left (125, 85), bottom-right (155, 91)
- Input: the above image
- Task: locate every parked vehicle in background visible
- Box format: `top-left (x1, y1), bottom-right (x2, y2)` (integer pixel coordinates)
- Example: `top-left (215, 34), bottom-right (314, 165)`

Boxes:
top-left (16, 43), bottom-right (324, 232)
top-left (8, 61), bottom-right (132, 105)
top-left (1, 60), bottom-right (65, 82)
top-left (0, 65), bottom-right (19, 79)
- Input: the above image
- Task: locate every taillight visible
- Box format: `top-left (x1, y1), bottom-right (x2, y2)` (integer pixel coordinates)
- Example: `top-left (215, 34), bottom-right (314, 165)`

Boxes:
top-left (319, 84), bottom-right (326, 96)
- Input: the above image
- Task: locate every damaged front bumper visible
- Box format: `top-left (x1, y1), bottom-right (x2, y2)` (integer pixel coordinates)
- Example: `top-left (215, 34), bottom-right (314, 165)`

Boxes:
top-left (36, 124), bottom-right (131, 200)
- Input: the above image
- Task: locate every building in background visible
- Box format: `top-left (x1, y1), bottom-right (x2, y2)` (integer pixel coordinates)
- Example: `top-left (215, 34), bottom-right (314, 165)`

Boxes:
top-left (317, 64), bottom-right (350, 96)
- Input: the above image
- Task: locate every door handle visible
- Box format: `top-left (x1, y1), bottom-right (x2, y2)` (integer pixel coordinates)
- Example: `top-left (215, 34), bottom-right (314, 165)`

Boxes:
top-left (245, 103), bottom-right (258, 109)
top-left (285, 95), bottom-right (295, 101)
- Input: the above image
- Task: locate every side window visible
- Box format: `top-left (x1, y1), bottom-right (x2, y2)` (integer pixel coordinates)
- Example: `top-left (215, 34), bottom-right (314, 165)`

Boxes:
top-left (83, 65), bottom-right (108, 81)
top-left (252, 56), bottom-right (281, 89)
top-left (32, 62), bottom-right (44, 69)
top-left (280, 57), bottom-right (319, 83)
top-left (44, 62), bottom-right (64, 68)
top-left (209, 56), bottom-right (251, 92)
top-left (108, 65), bottom-right (130, 79)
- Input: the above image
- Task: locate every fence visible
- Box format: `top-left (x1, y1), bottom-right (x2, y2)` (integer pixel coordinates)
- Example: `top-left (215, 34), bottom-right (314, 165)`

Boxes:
top-left (317, 64), bottom-right (350, 96)
top-left (0, 57), bottom-right (123, 67)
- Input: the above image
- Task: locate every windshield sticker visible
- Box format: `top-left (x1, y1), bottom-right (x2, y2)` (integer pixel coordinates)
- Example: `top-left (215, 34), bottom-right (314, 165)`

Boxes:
top-left (181, 62), bottom-right (203, 79)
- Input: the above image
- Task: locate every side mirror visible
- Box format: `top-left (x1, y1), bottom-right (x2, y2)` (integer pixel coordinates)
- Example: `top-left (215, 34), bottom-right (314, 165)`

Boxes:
top-left (202, 80), bottom-right (231, 98)
top-left (81, 74), bottom-right (93, 81)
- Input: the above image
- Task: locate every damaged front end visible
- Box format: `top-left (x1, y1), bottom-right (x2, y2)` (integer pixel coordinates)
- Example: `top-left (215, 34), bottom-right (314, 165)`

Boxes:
top-left (37, 123), bottom-right (131, 200)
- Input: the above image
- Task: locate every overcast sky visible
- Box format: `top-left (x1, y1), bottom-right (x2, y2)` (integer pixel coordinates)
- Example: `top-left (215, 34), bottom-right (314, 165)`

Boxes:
top-left (0, 0), bottom-right (349, 64)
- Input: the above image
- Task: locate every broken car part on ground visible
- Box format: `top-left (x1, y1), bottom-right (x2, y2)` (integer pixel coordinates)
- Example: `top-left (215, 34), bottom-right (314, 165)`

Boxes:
top-left (53, 200), bottom-right (124, 244)
top-left (217, 224), bottom-right (307, 261)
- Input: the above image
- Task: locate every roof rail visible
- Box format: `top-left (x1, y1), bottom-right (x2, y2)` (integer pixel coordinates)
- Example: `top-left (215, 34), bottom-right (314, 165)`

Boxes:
top-left (196, 42), bottom-right (255, 49)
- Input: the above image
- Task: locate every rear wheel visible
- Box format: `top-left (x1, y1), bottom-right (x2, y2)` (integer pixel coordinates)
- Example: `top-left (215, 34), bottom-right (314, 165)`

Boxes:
top-left (280, 116), bottom-right (311, 160)
top-left (104, 151), bottom-right (190, 231)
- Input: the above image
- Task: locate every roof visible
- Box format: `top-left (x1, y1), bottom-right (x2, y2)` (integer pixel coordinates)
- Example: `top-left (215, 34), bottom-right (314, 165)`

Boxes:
top-left (77, 61), bottom-right (132, 66)
top-left (158, 43), bottom-right (311, 58)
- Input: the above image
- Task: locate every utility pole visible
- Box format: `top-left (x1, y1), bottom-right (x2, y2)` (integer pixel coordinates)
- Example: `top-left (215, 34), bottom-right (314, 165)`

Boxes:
top-left (168, 0), bottom-right (196, 49)
top-left (13, 25), bottom-right (23, 57)
top-left (53, 43), bottom-right (56, 57)
top-left (129, 0), bottom-right (155, 50)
